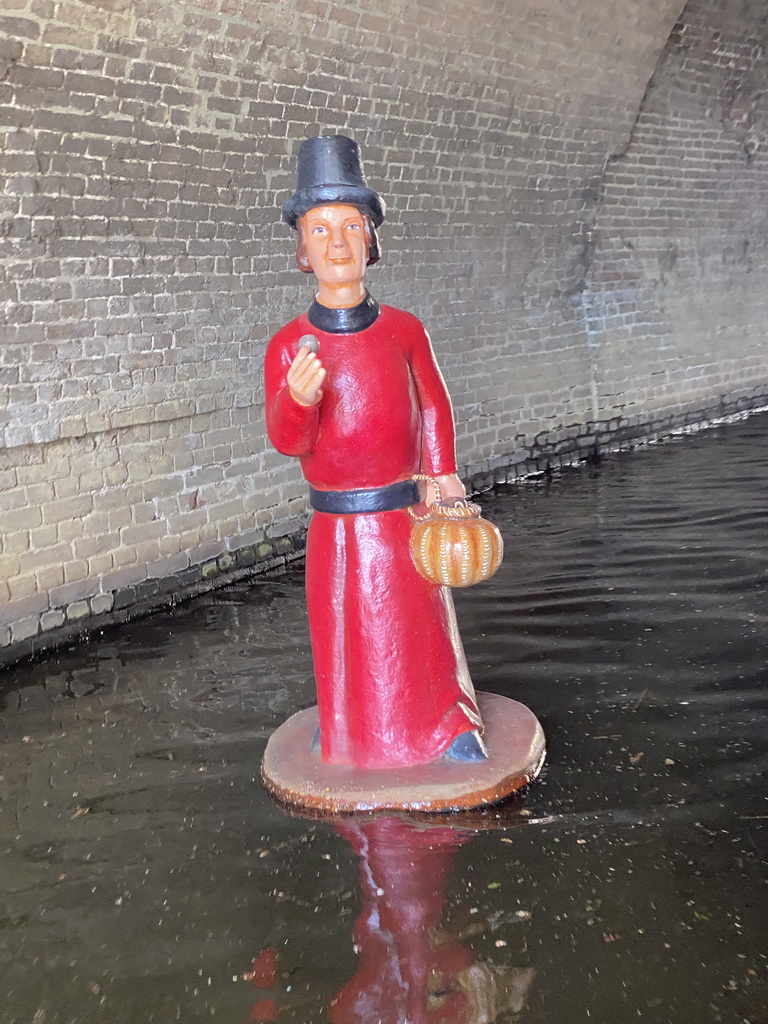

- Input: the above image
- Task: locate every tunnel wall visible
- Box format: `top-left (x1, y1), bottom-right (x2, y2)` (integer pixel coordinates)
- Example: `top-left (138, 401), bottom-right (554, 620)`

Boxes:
top-left (1, 0), bottom-right (767, 661)
top-left (584, 0), bottom-right (768, 424)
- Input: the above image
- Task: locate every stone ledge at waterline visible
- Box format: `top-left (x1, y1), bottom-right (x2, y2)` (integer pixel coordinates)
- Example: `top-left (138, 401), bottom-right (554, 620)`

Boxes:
top-left (0, 532), bottom-right (307, 670)
top-left (2, 386), bottom-right (768, 671)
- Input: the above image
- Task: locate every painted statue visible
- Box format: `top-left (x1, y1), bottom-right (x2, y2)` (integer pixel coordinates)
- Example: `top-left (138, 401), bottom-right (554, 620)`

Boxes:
top-left (264, 135), bottom-right (486, 768)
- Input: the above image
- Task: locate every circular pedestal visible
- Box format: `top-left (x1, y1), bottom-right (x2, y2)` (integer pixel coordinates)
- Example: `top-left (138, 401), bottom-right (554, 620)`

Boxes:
top-left (261, 692), bottom-right (545, 814)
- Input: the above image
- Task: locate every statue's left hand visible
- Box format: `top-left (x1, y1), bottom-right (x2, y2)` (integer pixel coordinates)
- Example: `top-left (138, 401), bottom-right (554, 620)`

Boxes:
top-left (425, 473), bottom-right (466, 506)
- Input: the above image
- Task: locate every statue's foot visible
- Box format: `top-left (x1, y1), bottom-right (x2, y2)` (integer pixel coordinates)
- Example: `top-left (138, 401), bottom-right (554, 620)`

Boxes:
top-left (443, 729), bottom-right (488, 762)
top-left (311, 726), bottom-right (321, 754)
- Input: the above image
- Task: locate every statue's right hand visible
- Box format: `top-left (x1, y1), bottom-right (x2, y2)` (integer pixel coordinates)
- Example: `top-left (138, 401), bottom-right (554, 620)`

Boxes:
top-left (287, 347), bottom-right (326, 407)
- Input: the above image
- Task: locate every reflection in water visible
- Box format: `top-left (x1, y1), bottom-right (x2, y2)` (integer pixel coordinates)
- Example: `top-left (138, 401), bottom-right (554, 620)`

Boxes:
top-left (250, 817), bottom-right (535, 1024)
top-left (2, 414), bottom-right (768, 1022)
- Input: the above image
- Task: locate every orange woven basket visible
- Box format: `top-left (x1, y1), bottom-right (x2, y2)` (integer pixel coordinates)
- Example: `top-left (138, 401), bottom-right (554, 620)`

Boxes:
top-left (408, 475), bottom-right (504, 588)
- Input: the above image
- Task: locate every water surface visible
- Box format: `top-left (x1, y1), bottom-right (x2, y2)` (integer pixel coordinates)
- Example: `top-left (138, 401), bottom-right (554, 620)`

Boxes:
top-left (1, 415), bottom-right (767, 1023)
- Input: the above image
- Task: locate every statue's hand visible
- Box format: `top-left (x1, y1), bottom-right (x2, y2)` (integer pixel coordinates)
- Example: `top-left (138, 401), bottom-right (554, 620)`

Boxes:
top-left (424, 473), bottom-right (466, 506)
top-left (287, 347), bottom-right (326, 407)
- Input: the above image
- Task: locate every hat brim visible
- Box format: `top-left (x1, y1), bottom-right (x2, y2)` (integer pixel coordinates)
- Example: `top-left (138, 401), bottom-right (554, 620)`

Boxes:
top-left (282, 185), bottom-right (386, 228)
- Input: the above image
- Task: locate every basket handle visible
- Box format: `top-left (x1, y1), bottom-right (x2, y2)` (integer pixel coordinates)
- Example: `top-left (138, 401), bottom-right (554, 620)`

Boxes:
top-left (408, 474), bottom-right (442, 522)
top-left (409, 474), bottom-right (480, 522)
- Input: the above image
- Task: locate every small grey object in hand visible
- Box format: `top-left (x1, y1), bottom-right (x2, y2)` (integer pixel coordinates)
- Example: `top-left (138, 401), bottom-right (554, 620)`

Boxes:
top-left (298, 334), bottom-right (320, 354)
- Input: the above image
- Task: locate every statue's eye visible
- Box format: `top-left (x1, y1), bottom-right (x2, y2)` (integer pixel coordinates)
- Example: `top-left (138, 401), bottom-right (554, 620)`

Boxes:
top-left (346, 222), bottom-right (362, 230)
top-left (311, 225), bottom-right (327, 234)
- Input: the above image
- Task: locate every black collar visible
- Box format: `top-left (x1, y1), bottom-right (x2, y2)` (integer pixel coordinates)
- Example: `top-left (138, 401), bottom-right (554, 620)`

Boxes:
top-left (308, 291), bottom-right (380, 334)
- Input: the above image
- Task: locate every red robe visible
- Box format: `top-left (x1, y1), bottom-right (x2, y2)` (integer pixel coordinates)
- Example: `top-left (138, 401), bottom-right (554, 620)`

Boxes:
top-left (264, 302), bottom-right (481, 768)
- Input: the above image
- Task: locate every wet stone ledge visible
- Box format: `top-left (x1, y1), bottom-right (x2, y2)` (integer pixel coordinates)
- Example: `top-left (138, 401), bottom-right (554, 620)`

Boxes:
top-left (0, 534), bottom-right (306, 671)
top-left (2, 386), bottom-right (767, 671)
top-left (467, 387), bottom-right (768, 488)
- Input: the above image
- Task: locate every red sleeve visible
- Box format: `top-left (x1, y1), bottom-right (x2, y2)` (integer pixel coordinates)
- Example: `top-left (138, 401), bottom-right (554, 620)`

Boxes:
top-left (407, 318), bottom-right (458, 477)
top-left (264, 327), bottom-right (321, 457)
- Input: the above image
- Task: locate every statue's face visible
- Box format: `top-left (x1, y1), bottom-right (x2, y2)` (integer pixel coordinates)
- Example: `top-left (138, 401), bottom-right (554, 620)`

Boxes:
top-left (301, 204), bottom-right (367, 289)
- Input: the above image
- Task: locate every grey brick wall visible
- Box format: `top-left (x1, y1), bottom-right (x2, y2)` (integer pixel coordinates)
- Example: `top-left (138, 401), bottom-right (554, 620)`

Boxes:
top-left (584, 0), bottom-right (768, 427)
top-left (1, 0), bottom-right (766, 662)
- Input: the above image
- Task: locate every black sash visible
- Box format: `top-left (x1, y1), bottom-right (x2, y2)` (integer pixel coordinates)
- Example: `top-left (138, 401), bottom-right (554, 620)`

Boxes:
top-left (309, 479), bottom-right (420, 514)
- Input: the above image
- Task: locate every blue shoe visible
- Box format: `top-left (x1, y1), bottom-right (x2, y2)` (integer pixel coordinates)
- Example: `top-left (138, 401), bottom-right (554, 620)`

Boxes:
top-left (443, 730), bottom-right (488, 762)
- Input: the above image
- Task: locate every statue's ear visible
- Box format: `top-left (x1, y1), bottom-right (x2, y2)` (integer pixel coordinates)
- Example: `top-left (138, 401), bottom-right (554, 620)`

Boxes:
top-left (295, 219), bottom-right (313, 274)
top-left (364, 215), bottom-right (381, 266)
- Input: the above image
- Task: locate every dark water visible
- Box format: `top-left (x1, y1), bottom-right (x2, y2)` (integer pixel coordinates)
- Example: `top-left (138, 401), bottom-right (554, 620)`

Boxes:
top-left (1, 414), bottom-right (767, 1024)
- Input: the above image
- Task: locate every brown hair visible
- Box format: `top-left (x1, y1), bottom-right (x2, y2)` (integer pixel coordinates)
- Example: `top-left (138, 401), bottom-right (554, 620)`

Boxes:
top-left (296, 210), bottom-right (381, 273)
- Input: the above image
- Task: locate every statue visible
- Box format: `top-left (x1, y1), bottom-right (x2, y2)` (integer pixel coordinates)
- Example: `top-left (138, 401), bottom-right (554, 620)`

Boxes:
top-left (261, 136), bottom-right (544, 812)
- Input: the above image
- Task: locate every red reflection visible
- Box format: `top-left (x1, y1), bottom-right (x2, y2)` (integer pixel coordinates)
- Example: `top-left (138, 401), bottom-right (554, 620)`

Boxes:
top-left (248, 817), bottom-right (534, 1022)
top-left (251, 949), bottom-right (278, 989)
top-left (330, 817), bottom-right (471, 1024)
top-left (249, 997), bottom-right (279, 1021)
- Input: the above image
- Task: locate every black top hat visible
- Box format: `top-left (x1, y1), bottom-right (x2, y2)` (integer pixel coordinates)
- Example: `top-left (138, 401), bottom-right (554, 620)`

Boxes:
top-left (282, 135), bottom-right (386, 229)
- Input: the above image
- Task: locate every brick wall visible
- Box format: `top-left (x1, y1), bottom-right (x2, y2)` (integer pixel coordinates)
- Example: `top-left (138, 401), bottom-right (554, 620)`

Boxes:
top-left (1, 0), bottom-right (766, 662)
top-left (584, 0), bottom-right (768, 428)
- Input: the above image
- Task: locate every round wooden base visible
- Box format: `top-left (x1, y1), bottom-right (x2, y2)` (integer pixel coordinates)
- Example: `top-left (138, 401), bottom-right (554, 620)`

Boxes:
top-left (261, 692), bottom-right (545, 814)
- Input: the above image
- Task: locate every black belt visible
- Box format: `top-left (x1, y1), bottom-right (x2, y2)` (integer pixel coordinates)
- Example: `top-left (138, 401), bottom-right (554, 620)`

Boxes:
top-left (309, 479), bottom-right (420, 514)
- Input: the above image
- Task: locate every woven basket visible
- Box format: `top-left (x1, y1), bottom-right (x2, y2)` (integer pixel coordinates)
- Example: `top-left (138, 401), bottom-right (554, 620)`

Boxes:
top-left (409, 475), bottom-right (503, 587)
